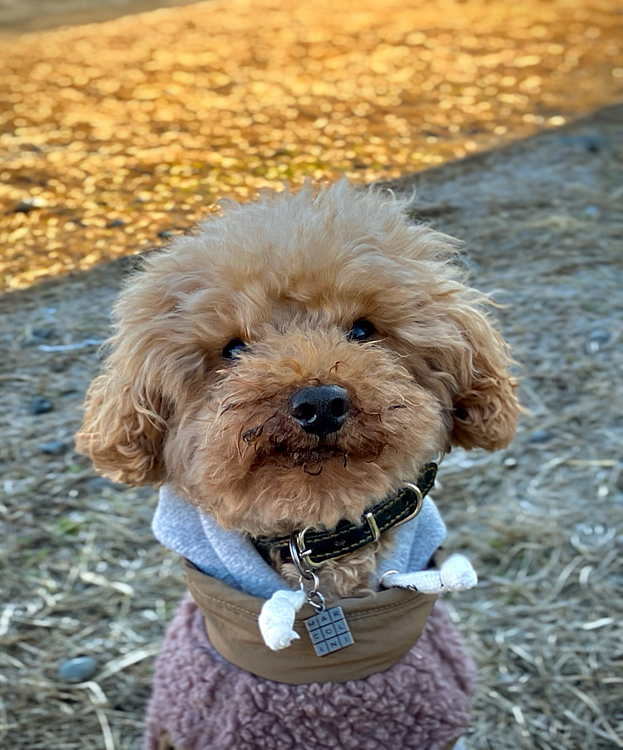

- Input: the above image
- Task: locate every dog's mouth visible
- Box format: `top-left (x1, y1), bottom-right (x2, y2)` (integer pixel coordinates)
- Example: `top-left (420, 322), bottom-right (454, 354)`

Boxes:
top-left (266, 442), bottom-right (349, 474)
top-left (246, 431), bottom-right (387, 477)
top-left (237, 405), bottom-right (392, 476)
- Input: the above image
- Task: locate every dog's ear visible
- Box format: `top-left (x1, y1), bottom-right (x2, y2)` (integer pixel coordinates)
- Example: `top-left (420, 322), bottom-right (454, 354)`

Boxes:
top-left (75, 365), bottom-right (168, 486)
top-left (449, 310), bottom-right (519, 452)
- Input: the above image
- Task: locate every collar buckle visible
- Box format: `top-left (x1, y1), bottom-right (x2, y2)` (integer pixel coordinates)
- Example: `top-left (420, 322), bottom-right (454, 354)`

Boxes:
top-left (364, 511), bottom-right (381, 542)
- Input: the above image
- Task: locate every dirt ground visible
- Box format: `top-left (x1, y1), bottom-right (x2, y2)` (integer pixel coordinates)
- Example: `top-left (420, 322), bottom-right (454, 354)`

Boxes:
top-left (1, 104), bottom-right (622, 749)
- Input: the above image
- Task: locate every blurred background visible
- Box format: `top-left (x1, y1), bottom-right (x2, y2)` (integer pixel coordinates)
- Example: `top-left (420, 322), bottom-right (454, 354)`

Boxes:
top-left (1, 2), bottom-right (622, 749)
top-left (0, 0), bottom-right (622, 289)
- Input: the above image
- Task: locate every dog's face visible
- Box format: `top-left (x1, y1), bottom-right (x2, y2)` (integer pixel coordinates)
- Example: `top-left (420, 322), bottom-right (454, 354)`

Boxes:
top-left (77, 182), bottom-right (518, 535)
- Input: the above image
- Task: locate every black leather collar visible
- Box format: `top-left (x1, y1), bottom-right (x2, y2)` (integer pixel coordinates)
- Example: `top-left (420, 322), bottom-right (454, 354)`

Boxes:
top-left (252, 462), bottom-right (438, 571)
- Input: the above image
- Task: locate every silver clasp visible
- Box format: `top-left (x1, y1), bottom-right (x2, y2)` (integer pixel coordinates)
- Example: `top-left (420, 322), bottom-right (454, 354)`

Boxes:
top-left (289, 526), bottom-right (320, 578)
top-left (298, 569), bottom-right (326, 612)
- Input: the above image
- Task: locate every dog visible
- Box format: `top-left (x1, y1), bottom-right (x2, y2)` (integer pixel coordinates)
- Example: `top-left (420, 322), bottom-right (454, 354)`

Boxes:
top-left (77, 181), bottom-right (518, 750)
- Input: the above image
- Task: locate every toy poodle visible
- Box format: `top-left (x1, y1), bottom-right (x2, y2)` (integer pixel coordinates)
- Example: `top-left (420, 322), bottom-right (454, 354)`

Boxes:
top-left (77, 180), bottom-right (518, 750)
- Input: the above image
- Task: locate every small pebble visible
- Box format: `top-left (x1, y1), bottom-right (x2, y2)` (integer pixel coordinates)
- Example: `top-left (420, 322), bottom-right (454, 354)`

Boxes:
top-left (87, 476), bottom-right (126, 491)
top-left (528, 430), bottom-right (552, 444)
top-left (589, 329), bottom-right (610, 343)
top-left (558, 135), bottom-right (610, 153)
top-left (584, 205), bottom-right (600, 219)
top-left (58, 656), bottom-right (98, 683)
top-left (38, 440), bottom-right (70, 455)
top-left (579, 135), bottom-right (609, 153)
top-left (30, 327), bottom-right (56, 342)
top-left (29, 396), bottom-right (53, 415)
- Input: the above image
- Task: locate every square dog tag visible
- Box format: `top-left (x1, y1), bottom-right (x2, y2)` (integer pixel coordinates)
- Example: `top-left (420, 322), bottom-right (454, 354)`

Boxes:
top-left (305, 606), bottom-right (354, 656)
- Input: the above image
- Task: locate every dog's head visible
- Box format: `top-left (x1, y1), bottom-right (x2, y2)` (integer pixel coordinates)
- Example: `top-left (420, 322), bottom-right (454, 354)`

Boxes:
top-left (76, 181), bottom-right (518, 535)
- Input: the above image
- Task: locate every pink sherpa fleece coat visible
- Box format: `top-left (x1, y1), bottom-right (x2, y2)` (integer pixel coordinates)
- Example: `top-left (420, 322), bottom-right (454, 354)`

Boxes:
top-left (144, 593), bottom-right (475, 750)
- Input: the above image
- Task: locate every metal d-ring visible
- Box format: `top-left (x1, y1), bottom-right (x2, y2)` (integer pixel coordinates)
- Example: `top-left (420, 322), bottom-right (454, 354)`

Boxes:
top-left (393, 482), bottom-right (424, 528)
top-left (378, 569), bottom-right (399, 588)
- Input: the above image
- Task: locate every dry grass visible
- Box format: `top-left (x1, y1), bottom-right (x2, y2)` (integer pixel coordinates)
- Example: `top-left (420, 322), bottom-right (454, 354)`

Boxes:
top-left (442, 458), bottom-right (623, 749)
top-left (1, 105), bottom-right (623, 749)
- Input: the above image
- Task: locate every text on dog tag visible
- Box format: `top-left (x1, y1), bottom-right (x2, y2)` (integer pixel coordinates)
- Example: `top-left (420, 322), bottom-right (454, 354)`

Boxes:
top-left (305, 606), bottom-right (354, 656)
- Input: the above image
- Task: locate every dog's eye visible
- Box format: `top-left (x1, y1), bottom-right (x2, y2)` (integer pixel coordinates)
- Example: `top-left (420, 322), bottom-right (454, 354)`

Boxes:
top-left (347, 319), bottom-right (375, 342)
top-left (222, 339), bottom-right (248, 359)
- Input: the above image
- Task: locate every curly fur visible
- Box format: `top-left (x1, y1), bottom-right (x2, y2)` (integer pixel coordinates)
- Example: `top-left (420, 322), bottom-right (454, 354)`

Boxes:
top-left (77, 179), bottom-right (518, 594)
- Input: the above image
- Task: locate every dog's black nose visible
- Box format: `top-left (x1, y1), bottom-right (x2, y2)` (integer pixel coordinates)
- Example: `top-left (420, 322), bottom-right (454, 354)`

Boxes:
top-left (290, 385), bottom-right (350, 438)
